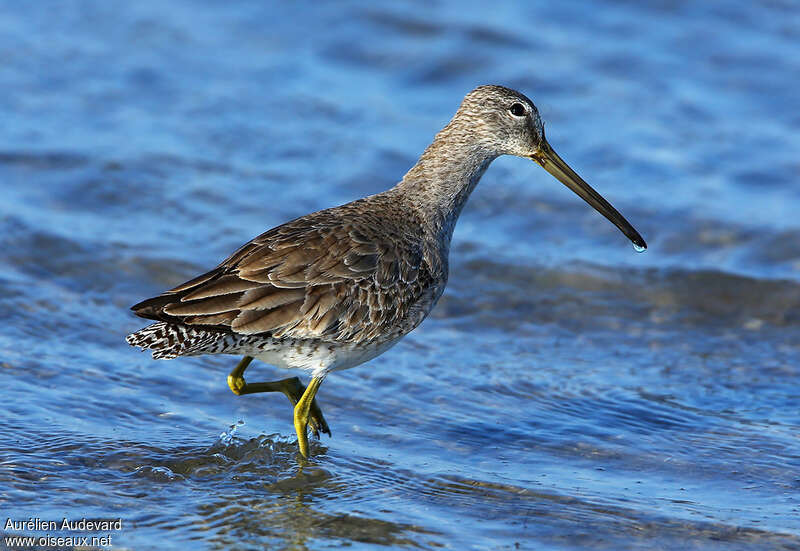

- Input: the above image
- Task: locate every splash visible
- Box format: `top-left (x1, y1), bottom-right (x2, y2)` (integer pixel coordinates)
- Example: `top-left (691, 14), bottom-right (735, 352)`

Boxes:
top-left (218, 419), bottom-right (245, 447)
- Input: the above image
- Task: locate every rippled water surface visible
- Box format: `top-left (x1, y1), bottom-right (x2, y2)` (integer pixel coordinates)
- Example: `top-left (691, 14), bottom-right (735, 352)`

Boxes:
top-left (2, 1), bottom-right (799, 549)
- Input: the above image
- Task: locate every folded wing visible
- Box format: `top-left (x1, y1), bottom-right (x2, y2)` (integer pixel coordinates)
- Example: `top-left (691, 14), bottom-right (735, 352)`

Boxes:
top-left (131, 209), bottom-right (431, 343)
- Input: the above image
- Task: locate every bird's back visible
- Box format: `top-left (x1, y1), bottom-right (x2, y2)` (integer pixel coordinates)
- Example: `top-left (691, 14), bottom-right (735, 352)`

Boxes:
top-left (128, 191), bottom-right (448, 362)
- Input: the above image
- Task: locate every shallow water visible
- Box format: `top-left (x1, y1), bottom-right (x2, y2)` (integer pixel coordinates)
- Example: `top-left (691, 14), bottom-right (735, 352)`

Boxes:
top-left (2, 1), bottom-right (799, 549)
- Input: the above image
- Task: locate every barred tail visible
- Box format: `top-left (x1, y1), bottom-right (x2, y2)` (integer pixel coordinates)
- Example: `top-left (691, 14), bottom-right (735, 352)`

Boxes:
top-left (126, 322), bottom-right (226, 360)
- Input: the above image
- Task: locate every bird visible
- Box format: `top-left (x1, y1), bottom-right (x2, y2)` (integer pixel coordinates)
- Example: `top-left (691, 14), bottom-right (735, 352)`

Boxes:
top-left (126, 85), bottom-right (646, 458)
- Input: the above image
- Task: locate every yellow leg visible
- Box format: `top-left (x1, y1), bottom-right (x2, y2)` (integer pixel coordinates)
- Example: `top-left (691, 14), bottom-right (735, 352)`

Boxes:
top-left (227, 356), bottom-right (330, 438)
top-left (294, 376), bottom-right (324, 458)
top-left (227, 356), bottom-right (253, 395)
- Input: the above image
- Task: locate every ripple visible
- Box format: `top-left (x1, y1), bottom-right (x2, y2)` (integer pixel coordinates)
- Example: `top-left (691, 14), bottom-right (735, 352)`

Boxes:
top-left (0, 150), bottom-right (89, 169)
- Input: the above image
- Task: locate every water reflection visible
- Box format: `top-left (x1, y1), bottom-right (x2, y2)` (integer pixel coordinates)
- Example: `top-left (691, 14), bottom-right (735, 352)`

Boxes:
top-left (118, 434), bottom-right (438, 549)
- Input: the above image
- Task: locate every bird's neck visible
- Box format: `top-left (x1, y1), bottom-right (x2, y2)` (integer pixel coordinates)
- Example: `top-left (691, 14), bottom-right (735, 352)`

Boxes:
top-left (394, 128), bottom-right (497, 246)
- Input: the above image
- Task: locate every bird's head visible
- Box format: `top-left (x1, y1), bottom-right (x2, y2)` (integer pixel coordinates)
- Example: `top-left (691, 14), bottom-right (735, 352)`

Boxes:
top-left (453, 85), bottom-right (646, 251)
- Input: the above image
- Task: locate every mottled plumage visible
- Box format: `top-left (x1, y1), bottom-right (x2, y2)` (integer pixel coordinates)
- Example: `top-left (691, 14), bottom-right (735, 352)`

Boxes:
top-left (127, 85), bottom-right (645, 456)
top-left (128, 194), bottom-right (443, 374)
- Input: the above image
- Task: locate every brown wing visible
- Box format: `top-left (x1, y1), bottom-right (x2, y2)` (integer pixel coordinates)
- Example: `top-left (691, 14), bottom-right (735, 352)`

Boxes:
top-left (131, 207), bottom-right (436, 343)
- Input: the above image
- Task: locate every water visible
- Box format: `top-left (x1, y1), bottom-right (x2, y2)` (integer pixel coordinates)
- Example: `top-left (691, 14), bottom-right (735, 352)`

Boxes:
top-left (1, 1), bottom-right (799, 549)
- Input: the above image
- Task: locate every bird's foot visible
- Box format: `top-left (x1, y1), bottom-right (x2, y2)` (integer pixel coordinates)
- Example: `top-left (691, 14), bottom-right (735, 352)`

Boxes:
top-left (293, 377), bottom-right (325, 458)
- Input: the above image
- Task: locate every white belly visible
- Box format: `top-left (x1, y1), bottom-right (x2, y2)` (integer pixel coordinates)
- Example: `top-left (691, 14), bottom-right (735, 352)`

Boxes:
top-left (252, 336), bottom-right (402, 378)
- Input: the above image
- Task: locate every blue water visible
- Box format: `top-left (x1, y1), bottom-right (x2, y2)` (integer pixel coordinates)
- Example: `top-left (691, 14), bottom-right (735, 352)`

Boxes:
top-left (1, 1), bottom-right (799, 549)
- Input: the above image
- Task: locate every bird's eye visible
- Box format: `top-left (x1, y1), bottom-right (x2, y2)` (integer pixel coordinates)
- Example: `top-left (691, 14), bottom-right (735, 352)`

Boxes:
top-left (509, 103), bottom-right (526, 117)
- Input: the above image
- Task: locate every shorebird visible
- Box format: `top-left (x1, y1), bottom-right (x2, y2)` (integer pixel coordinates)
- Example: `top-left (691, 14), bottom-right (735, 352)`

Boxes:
top-left (127, 85), bottom-right (645, 458)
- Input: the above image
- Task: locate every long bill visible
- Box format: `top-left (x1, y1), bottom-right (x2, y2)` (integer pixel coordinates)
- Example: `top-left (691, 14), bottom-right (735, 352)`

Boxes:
top-left (532, 141), bottom-right (647, 251)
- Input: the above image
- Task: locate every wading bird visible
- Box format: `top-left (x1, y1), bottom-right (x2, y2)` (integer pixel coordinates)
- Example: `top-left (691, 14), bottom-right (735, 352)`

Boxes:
top-left (127, 85), bottom-right (645, 457)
